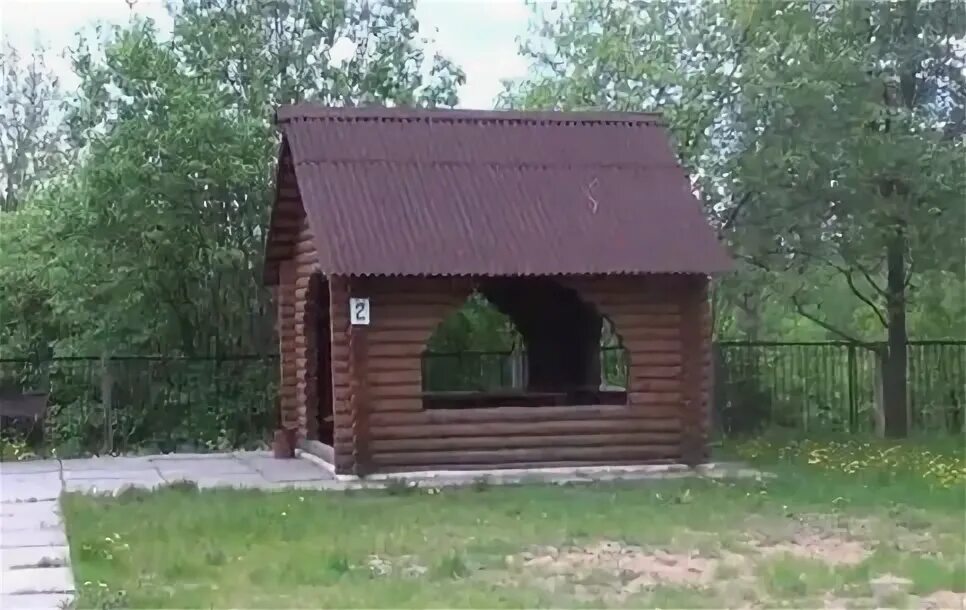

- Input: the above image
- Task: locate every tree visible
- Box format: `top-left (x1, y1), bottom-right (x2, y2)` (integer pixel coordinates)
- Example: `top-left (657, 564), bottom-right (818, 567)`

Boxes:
top-left (3, 0), bottom-right (464, 357)
top-left (0, 43), bottom-right (70, 212)
top-left (506, 0), bottom-right (966, 436)
top-left (729, 1), bottom-right (966, 436)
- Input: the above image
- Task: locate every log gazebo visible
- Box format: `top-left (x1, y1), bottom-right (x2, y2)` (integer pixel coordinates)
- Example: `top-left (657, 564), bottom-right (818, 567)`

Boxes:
top-left (264, 105), bottom-right (732, 476)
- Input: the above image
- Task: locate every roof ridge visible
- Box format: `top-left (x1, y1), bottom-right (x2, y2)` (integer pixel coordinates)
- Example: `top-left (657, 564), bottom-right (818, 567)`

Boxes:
top-left (276, 104), bottom-right (665, 126)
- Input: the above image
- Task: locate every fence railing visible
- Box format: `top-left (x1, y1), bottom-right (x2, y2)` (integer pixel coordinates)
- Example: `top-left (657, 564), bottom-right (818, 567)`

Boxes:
top-left (421, 347), bottom-right (629, 392)
top-left (0, 355), bottom-right (277, 456)
top-left (714, 341), bottom-right (965, 435)
top-left (2, 341), bottom-right (962, 457)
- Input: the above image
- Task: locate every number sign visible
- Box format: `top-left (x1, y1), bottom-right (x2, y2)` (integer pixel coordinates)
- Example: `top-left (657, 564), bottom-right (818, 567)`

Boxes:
top-left (349, 298), bottom-right (370, 326)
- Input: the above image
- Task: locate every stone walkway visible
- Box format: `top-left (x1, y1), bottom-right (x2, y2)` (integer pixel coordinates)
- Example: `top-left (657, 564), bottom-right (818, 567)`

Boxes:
top-left (0, 451), bottom-right (334, 609)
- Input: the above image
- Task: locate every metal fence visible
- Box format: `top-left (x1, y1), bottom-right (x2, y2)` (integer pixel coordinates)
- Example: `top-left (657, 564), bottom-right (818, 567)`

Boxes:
top-left (422, 347), bottom-right (629, 392)
top-left (1, 341), bottom-right (962, 457)
top-left (714, 341), bottom-right (965, 435)
top-left (0, 356), bottom-right (277, 456)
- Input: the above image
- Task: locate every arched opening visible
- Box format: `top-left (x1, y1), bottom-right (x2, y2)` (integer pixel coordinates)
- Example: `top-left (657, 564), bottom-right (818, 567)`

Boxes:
top-left (422, 292), bottom-right (525, 398)
top-left (600, 315), bottom-right (629, 402)
top-left (422, 278), bottom-right (628, 408)
top-left (311, 275), bottom-right (334, 446)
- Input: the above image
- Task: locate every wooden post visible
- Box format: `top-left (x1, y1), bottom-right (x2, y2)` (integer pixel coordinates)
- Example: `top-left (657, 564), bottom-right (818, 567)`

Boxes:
top-left (100, 352), bottom-right (114, 455)
top-left (278, 261), bottom-right (298, 436)
top-left (348, 278), bottom-right (370, 476)
top-left (679, 276), bottom-right (706, 466)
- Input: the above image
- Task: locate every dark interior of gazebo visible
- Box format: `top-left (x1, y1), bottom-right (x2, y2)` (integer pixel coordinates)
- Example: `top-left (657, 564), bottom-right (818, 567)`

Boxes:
top-left (420, 278), bottom-right (629, 411)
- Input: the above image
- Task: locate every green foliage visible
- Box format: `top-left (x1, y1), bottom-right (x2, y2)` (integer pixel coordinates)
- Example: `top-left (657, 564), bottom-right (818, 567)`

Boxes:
top-left (0, 1), bottom-right (464, 454)
top-left (427, 293), bottom-right (520, 353)
top-left (1, 0), bottom-right (464, 359)
top-left (505, 0), bottom-right (966, 343)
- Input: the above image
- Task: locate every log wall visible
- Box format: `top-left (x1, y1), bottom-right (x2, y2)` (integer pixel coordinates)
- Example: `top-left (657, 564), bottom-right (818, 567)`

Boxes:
top-left (277, 217), bottom-right (320, 441)
top-left (325, 274), bottom-right (711, 474)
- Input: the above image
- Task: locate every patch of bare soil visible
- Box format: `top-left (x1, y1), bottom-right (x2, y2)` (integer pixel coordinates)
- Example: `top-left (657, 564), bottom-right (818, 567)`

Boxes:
top-left (741, 514), bottom-right (873, 566)
top-left (914, 591), bottom-right (966, 610)
top-left (821, 590), bottom-right (966, 610)
top-left (748, 531), bottom-right (870, 565)
top-left (366, 554), bottom-right (427, 578)
top-left (509, 540), bottom-right (722, 602)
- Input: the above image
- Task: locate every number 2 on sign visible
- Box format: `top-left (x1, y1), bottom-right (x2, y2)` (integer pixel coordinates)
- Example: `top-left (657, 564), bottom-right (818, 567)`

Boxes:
top-left (349, 298), bottom-right (370, 325)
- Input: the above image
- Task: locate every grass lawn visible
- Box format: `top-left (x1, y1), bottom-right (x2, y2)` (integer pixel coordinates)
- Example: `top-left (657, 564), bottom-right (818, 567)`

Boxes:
top-left (63, 437), bottom-right (965, 609)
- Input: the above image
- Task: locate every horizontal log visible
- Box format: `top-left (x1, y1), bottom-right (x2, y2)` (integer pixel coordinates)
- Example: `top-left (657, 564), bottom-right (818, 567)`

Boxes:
top-left (370, 293), bottom-right (464, 307)
top-left (613, 311), bottom-right (681, 325)
top-left (366, 329), bottom-right (431, 344)
top-left (623, 340), bottom-right (682, 353)
top-left (617, 326), bottom-right (680, 340)
top-left (369, 369), bottom-right (421, 386)
top-left (366, 277), bottom-right (473, 294)
top-left (369, 404), bottom-right (679, 426)
top-left (375, 304), bottom-right (456, 320)
top-left (628, 391), bottom-right (682, 404)
top-left (295, 262), bottom-right (319, 275)
top-left (369, 383), bottom-right (420, 400)
top-left (369, 317), bottom-right (443, 332)
top-left (370, 418), bottom-right (680, 440)
top-left (369, 343), bottom-right (425, 358)
top-left (371, 445), bottom-right (681, 467)
top-left (367, 357), bottom-right (421, 373)
top-left (372, 458), bottom-right (679, 473)
top-left (626, 352), bottom-right (682, 366)
top-left (629, 379), bottom-right (681, 392)
top-left (630, 365), bottom-right (682, 379)
top-left (294, 239), bottom-right (317, 255)
top-left (370, 398), bottom-right (424, 412)
top-left (370, 432), bottom-right (679, 454)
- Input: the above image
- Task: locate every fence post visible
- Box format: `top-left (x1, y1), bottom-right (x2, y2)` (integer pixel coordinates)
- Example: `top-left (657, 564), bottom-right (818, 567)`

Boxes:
top-left (101, 352), bottom-right (114, 455)
top-left (847, 344), bottom-right (857, 433)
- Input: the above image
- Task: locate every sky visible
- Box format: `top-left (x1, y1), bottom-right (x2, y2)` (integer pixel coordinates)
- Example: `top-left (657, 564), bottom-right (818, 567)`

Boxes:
top-left (0, 0), bottom-right (534, 109)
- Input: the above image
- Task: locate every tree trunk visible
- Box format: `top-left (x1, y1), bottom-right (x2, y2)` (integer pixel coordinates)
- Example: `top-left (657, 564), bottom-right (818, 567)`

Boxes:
top-left (881, 229), bottom-right (909, 437)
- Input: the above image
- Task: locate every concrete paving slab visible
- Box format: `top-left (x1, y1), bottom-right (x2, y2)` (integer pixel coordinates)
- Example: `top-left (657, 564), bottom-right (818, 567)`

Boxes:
top-left (0, 474), bottom-right (62, 503)
top-left (59, 457), bottom-right (154, 472)
top-left (0, 566), bottom-right (74, 594)
top-left (232, 450), bottom-right (273, 460)
top-left (1, 501), bottom-right (60, 526)
top-left (154, 458), bottom-right (254, 478)
top-left (149, 452), bottom-right (243, 461)
top-left (0, 593), bottom-right (73, 609)
top-left (243, 456), bottom-right (333, 482)
top-left (1, 515), bottom-right (63, 533)
top-left (190, 473), bottom-right (273, 489)
top-left (62, 468), bottom-right (160, 481)
top-left (63, 476), bottom-right (164, 495)
top-left (0, 546), bottom-right (69, 570)
top-left (0, 529), bottom-right (67, 549)
top-left (0, 462), bottom-right (60, 475)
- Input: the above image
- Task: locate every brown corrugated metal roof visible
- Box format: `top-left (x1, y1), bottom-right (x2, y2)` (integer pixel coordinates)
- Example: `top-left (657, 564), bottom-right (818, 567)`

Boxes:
top-left (275, 104), bottom-right (732, 277)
